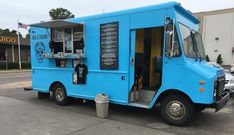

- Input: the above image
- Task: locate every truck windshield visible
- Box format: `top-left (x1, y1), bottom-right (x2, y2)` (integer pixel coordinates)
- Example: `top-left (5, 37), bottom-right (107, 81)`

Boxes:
top-left (179, 23), bottom-right (205, 60)
top-left (193, 31), bottom-right (206, 60)
top-left (179, 23), bottom-right (196, 58)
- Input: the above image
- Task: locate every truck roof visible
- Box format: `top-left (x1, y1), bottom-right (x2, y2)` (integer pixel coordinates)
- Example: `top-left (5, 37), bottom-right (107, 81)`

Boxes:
top-left (69, 1), bottom-right (199, 24)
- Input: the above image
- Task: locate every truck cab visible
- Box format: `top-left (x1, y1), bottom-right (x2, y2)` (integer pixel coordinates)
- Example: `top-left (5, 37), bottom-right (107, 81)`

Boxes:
top-left (29, 2), bottom-right (229, 126)
top-left (151, 17), bottom-right (230, 125)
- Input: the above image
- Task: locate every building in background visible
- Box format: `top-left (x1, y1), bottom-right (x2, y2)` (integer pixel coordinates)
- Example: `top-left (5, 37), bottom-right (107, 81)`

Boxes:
top-left (195, 8), bottom-right (234, 66)
top-left (0, 36), bottom-right (30, 63)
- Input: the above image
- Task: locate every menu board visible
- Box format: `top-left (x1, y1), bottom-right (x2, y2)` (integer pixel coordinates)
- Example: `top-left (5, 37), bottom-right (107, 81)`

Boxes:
top-left (100, 22), bottom-right (119, 70)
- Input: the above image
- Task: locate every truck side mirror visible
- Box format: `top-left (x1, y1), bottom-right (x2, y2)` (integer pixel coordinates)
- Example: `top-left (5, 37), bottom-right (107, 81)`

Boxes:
top-left (166, 30), bottom-right (174, 57)
top-left (165, 18), bottom-right (175, 57)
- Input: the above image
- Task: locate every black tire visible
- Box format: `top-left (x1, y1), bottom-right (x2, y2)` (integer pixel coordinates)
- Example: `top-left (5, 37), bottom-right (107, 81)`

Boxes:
top-left (160, 94), bottom-right (194, 126)
top-left (52, 83), bottom-right (71, 106)
top-left (38, 92), bottom-right (50, 99)
top-left (194, 105), bottom-right (206, 113)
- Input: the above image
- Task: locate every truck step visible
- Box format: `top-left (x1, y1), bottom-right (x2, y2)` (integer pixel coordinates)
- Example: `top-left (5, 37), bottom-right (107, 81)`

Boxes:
top-left (24, 87), bottom-right (33, 91)
top-left (129, 102), bottom-right (149, 109)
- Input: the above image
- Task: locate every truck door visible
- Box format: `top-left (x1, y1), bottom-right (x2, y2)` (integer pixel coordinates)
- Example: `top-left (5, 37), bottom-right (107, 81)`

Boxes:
top-left (129, 28), bottom-right (164, 106)
top-left (129, 30), bottom-right (136, 91)
top-left (163, 18), bottom-right (183, 86)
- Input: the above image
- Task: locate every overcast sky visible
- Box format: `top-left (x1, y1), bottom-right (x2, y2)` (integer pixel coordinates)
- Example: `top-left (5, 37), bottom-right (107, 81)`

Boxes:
top-left (1, 0), bottom-right (234, 37)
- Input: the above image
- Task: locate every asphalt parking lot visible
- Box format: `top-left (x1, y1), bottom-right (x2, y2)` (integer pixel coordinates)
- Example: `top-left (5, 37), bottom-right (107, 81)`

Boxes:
top-left (0, 72), bottom-right (234, 135)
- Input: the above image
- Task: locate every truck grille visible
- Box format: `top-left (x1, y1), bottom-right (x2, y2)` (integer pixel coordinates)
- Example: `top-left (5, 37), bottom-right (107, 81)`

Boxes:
top-left (215, 76), bottom-right (225, 101)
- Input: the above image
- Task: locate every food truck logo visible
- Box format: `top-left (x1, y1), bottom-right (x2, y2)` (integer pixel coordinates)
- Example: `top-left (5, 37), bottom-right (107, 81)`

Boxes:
top-left (35, 42), bottom-right (45, 63)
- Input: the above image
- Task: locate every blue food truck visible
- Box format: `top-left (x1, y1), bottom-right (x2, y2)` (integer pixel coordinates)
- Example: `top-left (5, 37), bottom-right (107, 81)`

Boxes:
top-left (28, 2), bottom-right (229, 125)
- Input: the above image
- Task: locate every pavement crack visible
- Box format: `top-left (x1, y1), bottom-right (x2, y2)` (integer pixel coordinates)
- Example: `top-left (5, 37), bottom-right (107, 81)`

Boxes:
top-left (65, 119), bottom-right (109, 135)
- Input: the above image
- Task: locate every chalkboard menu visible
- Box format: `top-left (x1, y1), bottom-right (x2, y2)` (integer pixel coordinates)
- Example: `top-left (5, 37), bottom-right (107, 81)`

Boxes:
top-left (100, 22), bottom-right (119, 70)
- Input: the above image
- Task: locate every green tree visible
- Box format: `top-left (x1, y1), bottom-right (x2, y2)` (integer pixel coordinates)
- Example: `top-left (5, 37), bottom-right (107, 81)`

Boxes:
top-left (216, 54), bottom-right (223, 65)
top-left (206, 55), bottom-right (210, 62)
top-left (26, 33), bottom-right (30, 39)
top-left (49, 8), bottom-right (75, 20)
top-left (0, 28), bottom-right (22, 37)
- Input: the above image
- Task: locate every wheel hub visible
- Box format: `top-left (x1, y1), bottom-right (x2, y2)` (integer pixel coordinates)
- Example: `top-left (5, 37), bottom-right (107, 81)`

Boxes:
top-left (56, 88), bottom-right (64, 101)
top-left (166, 101), bottom-right (186, 120)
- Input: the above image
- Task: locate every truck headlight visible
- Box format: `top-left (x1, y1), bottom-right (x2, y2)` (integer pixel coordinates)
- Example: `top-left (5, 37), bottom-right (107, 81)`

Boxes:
top-left (225, 80), bottom-right (229, 84)
top-left (230, 79), bottom-right (234, 84)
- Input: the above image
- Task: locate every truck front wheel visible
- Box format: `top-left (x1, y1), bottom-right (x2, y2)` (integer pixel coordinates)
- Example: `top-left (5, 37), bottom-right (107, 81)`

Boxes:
top-left (52, 83), bottom-right (71, 106)
top-left (160, 94), bottom-right (194, 126)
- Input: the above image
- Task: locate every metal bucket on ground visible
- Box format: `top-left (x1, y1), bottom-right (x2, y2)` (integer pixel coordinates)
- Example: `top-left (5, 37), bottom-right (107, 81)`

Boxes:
top-left (95, 94), bottom-right (109, 118)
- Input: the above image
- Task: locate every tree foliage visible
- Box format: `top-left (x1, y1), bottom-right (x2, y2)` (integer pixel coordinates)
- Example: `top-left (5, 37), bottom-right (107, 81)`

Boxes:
top-left (206, 55), bottom-right (210, 62)
top-left (0, 28), bottom-right (22, 37)
top-left (49, 8), bottom-right (75, 20)
top-left (216, 54), bottom-right (223, 65)
top-left (25, 33), bottom-right (30, 39)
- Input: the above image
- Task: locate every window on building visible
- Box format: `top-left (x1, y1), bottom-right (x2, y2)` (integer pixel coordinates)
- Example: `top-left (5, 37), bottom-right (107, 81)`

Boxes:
top-left (0, 47), bottom-right (6, 61)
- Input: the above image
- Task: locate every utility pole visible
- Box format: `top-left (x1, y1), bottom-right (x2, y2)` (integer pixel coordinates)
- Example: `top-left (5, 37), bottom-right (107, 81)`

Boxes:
top-left (5, 49), bottom-right (8, 69)
top-left (17, 20), bottom-right (22, 69)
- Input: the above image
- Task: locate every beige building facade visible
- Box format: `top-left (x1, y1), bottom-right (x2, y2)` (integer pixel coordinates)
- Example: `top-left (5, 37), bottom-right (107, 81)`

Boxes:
top-left (0, 36), bottom-right (30, 63)
top-left (195, 8), bottom-right (234, 65)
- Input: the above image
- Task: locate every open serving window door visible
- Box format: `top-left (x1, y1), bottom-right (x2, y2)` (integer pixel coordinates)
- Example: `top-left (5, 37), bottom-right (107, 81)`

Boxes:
top-left (30, 20), bottom-right (85, 58)
top-left (30, 20), bottom-right (83, 28)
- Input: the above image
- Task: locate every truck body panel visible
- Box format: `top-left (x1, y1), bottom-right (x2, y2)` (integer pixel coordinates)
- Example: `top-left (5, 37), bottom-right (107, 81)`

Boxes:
top-left (30, 2), bottom-right (226, 109)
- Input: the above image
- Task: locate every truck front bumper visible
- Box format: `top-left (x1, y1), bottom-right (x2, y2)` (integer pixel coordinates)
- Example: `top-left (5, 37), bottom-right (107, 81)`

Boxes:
top-left (214, 92), bottom-right (230, 112)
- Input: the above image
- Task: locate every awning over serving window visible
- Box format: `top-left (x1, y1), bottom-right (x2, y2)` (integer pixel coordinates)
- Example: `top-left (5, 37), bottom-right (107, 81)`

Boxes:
top-left (30, 20), bottom-right (83, 28)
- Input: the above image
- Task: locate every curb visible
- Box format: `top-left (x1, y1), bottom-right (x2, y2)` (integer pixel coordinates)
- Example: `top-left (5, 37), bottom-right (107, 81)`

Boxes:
top-left (0, 70), bottom-right (31, 73)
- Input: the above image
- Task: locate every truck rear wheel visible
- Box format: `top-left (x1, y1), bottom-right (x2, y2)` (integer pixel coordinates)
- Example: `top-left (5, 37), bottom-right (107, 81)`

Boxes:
top-left (52, 83), bottom-right (71, 106)
top-left (160, 94), bottom-right (194, 126)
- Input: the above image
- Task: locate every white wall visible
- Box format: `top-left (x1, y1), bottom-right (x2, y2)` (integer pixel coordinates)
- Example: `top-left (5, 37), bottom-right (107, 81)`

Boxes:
top-left (203, 13), bottom-right (234, 65)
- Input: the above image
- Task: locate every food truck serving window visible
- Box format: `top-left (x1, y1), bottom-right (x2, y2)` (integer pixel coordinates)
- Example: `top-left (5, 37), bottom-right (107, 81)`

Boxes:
top-left (51, 27), bottom-right (84, 54)
top-left (30, 20), bottom-right (85, 56)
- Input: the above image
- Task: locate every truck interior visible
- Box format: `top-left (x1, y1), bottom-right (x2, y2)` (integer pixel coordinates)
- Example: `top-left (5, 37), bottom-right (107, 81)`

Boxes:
top-left (51, 26), bottom-right (84, 67)
top-left (51, 26), bottom-right (84, 54)
top-left (130, 27), bottom-right (164, 107)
